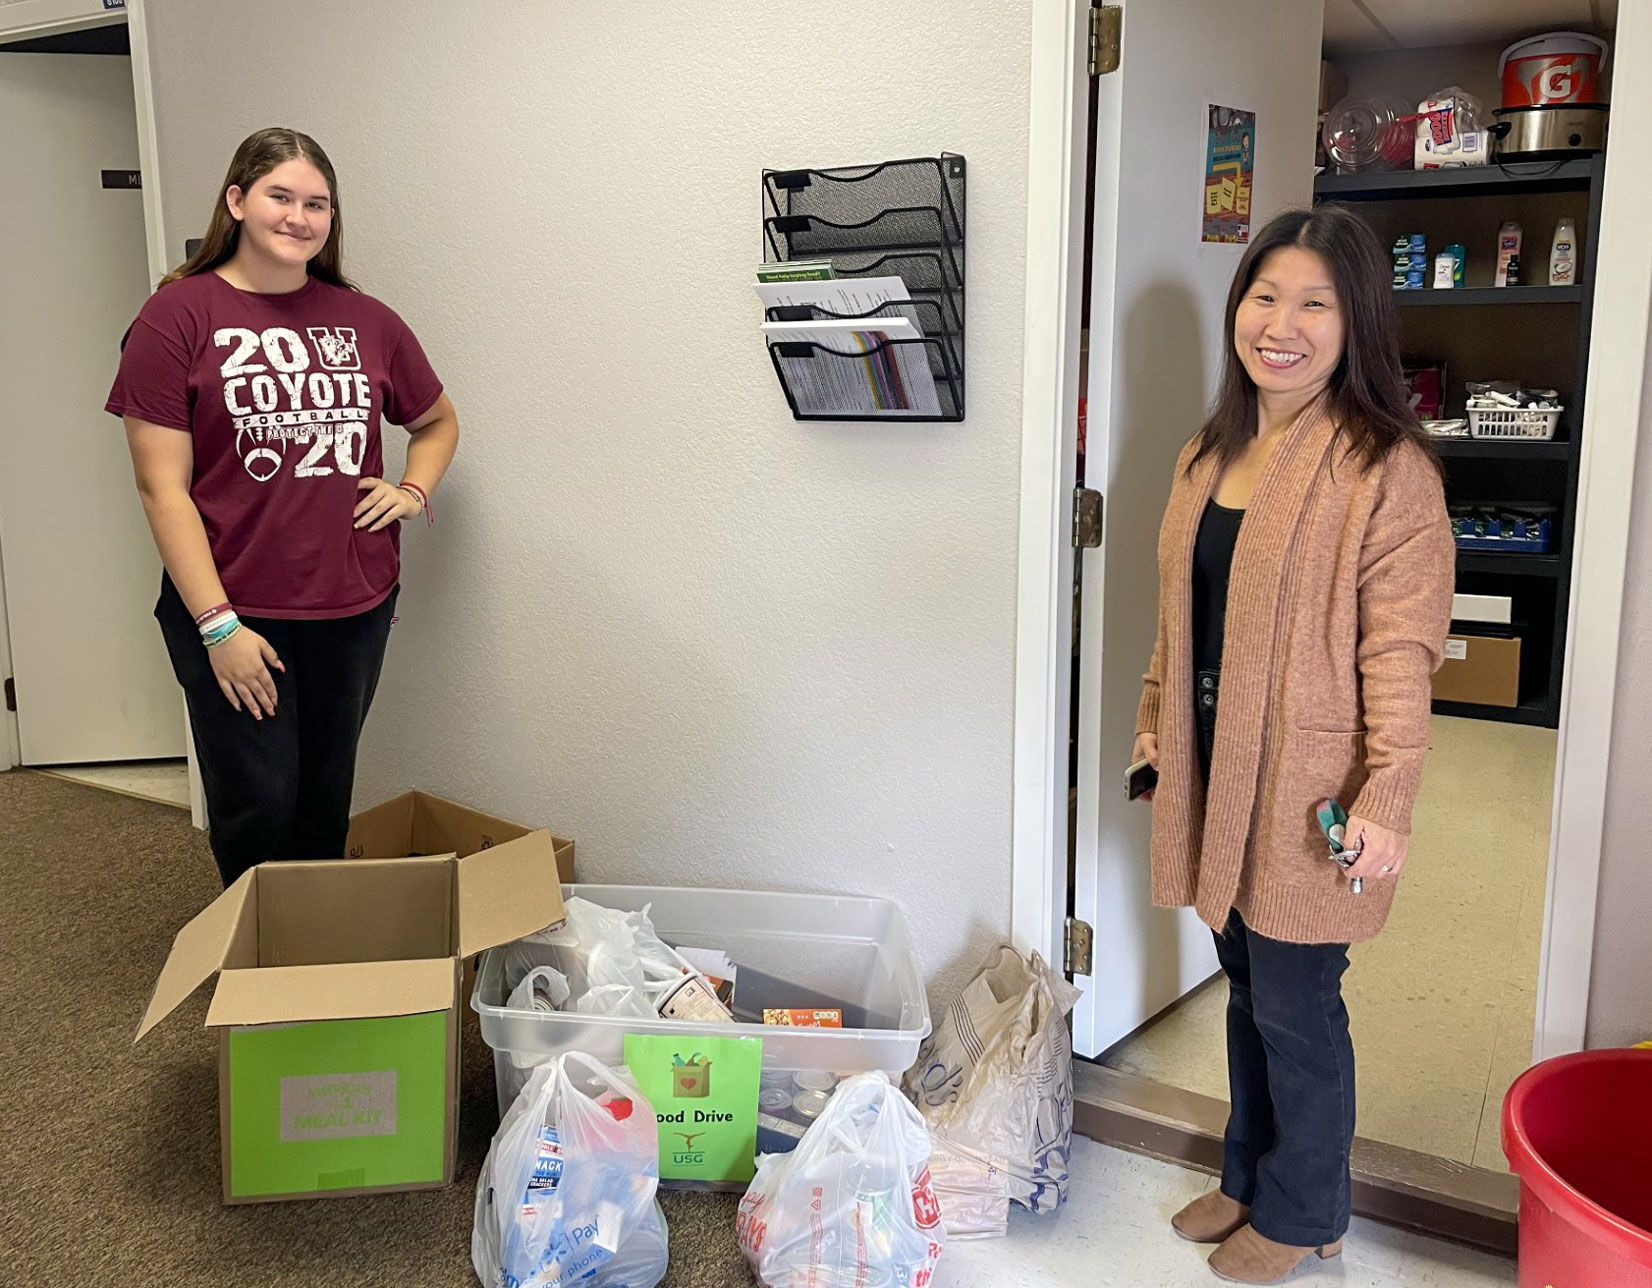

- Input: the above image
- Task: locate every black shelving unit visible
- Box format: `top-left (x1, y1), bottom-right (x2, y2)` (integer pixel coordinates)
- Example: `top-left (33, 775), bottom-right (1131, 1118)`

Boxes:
top-left (1431, 438), bottom-right (1570, 461)
top-left (1314, 157), bottom-right (1596, 199)
top-left (1453, 552), bottom-right (1564, 578)
top-left (1393, 286), bottom-right (1582, 306)
top-left (1315, 156), bottom-right (1605, 728)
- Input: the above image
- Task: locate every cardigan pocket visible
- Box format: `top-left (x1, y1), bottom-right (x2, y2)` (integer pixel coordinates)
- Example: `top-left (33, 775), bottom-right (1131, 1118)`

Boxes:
top-left (1255, 729), bottom-right (1370, 886)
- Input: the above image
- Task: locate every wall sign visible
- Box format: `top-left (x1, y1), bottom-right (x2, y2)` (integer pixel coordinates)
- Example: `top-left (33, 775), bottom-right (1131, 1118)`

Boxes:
top-left (101, 170), bottom-right (141, 190)
top-left (1202, 104), bottom-right (1255, 245)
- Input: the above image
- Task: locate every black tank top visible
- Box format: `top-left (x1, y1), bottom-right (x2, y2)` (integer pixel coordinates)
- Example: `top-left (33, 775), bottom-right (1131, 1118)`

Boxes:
top-left (1192, 500), bottom-right (1245, 673)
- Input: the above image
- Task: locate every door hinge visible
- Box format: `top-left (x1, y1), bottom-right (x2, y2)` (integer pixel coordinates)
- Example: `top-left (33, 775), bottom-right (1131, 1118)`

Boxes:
top-left (3, 677), bottom-right (14, 713)
top-left (1089, 5), bottom-right (1122, 77)
top-left (1073, 487), bottom-right (1103, 548)
top-left (1064, 916), bottom-right (1094, 976)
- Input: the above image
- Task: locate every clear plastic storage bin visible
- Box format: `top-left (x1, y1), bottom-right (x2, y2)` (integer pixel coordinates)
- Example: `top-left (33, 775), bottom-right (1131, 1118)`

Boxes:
top-left (472, 885), bottom-right (932, 1124)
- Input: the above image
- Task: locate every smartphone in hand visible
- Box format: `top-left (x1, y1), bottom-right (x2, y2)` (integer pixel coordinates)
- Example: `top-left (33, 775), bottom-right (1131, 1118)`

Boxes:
top-left (1125, 757), bottom-right (1159, 802)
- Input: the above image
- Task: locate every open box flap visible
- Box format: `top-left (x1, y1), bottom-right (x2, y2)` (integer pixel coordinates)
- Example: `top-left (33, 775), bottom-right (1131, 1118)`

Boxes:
top-left (412, 791), bottom-right (534, 858)
top-left (343, 791), bottom-right (419, 859)
top-left (136, 868), bottom-right (256, 1042)
top-left (456, 829), bottom-right (566, 958)
top-left (205, 958), bottom-right (456, 1027)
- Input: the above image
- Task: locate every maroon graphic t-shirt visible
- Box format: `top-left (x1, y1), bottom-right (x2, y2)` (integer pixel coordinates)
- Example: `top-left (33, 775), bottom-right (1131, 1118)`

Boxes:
top-left (106, 271), bottom-right (443, 619)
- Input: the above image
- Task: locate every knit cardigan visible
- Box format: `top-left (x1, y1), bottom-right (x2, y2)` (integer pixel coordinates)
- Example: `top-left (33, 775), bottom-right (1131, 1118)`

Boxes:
top-left (1136, 401), bottom-right (1455, 944)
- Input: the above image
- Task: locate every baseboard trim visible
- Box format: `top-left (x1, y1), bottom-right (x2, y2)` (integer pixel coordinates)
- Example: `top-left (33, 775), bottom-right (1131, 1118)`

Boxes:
top-left (31, 767), bottom-right (192, 812)
top-left (1073, 1062), bottom-right (1519, 1258)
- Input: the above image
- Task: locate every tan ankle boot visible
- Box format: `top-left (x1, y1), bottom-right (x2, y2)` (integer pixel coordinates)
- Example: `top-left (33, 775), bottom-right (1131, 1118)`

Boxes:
top-left (1208, 1223), bottom-right (1343, 1283)
top-left (1171, 1189), bottom-right (1251, 1243)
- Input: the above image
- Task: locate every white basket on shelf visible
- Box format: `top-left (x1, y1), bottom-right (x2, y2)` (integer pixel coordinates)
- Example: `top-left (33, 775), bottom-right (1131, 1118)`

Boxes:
top-left (1467, 406), bottom-right (1562, 440)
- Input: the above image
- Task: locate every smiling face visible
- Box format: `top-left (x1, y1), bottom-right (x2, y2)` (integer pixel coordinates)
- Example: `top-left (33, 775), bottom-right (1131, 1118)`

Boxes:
top-left (225, 157), bottom-right (334, 272)
top-left (1233, 245), bottom-right (1345, 408)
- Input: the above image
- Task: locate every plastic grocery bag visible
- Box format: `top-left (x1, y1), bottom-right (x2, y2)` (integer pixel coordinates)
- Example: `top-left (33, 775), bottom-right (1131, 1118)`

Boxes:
top-left (501, 897), bottom-right (727, 1022)
top-left (923, 1136), bottom-right (1011, 1240)
top-left (508, 966), bottom-right (573, 1014)
top-left (737, 1073), bottom-right (945, 1288)
top-left (472, 1052), bottom-right (668, 1288)
top-left (902, 945), bottom-right (1082, 1232)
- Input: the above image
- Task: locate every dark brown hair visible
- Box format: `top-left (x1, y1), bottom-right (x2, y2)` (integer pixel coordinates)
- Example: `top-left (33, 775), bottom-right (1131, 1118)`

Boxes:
top-left (160, 128), bottom-right (355, 290)
top-left (1191, 205), bottom-right (1434, 474)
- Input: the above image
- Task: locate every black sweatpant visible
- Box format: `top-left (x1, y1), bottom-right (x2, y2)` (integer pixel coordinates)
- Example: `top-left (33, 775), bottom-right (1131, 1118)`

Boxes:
top-left (156, 574), bottom-right (398, 886)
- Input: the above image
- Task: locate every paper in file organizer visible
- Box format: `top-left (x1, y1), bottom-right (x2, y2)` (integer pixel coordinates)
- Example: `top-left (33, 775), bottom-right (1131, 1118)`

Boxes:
top-left (755, 277), bottom-right (944, 417)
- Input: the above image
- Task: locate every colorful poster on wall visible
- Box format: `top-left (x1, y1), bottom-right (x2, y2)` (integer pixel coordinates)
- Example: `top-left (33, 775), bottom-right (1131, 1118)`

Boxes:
top-left (1203, 105), bottom-right (1256, 244)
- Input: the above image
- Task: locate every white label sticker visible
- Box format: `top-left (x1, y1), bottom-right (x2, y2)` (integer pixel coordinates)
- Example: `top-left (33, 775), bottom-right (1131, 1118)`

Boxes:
top-left (1445, 638), bottom-right (1469, 661)
top-left (279, 1071), bottom-right (398, 1141)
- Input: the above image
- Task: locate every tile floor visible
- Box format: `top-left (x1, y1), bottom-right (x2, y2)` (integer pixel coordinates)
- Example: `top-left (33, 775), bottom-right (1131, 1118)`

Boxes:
top-left (36, 758), bottom-right (191, 809)
top-left (939, 1135), bottom-right (1514, 1286)
top-left (1106, 716), bottom-right (1558, 1172)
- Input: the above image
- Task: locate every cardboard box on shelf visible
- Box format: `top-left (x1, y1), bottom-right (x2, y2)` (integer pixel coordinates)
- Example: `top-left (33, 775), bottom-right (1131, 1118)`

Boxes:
top-left (136, 797), bottom-right (567, 1204)
top-left (1433, 633), bottom-right (1522, 707)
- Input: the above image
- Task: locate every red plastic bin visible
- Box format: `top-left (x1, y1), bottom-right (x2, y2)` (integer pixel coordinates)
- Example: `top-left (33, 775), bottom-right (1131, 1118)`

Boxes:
top-left (1503, 1049), bottom-right (1652, 1287)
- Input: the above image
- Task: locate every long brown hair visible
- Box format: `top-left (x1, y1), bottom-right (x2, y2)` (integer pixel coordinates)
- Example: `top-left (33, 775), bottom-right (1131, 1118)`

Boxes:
top-left (159, 128), bottom-right (356, 290)
top-left (1191, 205), bottom-right (1434, 474)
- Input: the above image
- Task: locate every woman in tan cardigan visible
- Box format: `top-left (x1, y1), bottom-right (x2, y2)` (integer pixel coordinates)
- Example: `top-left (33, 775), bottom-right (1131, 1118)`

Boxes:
top-left (1131, 206), bottom-right (1455, 1283)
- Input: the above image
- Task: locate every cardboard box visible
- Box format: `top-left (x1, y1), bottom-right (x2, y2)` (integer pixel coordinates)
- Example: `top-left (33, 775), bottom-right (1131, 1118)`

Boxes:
top-left (346, 790), bottom-right (575, 884)
top-left (763, 1008), bottom-right (844, 1028)
top-left (1433, 634), bottom-right (1521, 707)
top-left (136, 802), bottom-right (566, 1204)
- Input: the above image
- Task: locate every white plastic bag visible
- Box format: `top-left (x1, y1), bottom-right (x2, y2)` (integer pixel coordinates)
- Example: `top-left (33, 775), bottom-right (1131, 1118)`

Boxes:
top-left (472, 1052), bottom-right (668, 1288)
top-left (502, 898), bottom-right (728, 1022)
top-left (923, 1136), bottom-right (1011, 1240)
top-left (507, 966), bottom-right (573, 1014)
top-left (903, 945), bottom-right (1082, 1232)
top-left (737, 1073), bottom-right (945, 1288)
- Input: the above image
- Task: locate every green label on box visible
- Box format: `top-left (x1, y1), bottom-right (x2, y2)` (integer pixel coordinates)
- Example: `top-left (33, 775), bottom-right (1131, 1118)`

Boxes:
top-left (228, 1013), bottom-right (448, 1198)
top-left (624, 1034), bottom-right (762, 1183)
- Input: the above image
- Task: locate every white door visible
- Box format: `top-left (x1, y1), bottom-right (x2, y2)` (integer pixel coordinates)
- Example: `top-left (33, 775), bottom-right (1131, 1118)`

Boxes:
top-left (1071, 0), bottom-right (1324, 1056)
top-left (0, 51), bottom-right (184, 765)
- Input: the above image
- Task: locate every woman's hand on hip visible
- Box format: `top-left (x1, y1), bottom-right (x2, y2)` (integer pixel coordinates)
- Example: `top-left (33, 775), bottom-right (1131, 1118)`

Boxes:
top-left (209, 628), bottom-right (284, 720)
top-left (1131, 733), bottom-right (1160, 801)
top-left (354, 478), bottom-right (422, 532)
top-left (1342, 814), bottom-right (1408, 883)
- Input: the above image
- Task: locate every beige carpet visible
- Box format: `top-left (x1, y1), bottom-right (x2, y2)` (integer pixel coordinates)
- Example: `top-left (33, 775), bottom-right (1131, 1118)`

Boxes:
top-left (0, 768), bottom-right (753, 1287)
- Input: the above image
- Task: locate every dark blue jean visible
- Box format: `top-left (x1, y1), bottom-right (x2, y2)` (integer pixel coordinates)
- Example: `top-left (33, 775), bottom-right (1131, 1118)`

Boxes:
top-left (1213, 908), bottom-right (1356, 1247)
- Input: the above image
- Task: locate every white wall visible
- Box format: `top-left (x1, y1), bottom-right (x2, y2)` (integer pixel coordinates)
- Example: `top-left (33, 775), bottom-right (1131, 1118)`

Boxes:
top-left (1586, 351), bottom-right (1652, 1049)
top-left (143, 1), bottom-right (1034, 997)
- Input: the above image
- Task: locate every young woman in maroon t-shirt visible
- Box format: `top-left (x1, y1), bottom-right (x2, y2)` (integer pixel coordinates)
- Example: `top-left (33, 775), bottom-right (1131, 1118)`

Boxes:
top-left (107, 128), bottom-right (459, 886)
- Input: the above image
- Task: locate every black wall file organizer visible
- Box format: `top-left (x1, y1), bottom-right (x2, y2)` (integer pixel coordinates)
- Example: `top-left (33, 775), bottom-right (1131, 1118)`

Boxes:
top-left (761, 154), bottom-right (965, 422)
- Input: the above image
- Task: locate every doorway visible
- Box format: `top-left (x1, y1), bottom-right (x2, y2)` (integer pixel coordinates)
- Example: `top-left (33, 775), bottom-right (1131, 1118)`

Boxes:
top-left (0, 7), bottom-right (190, 803)
top-left (1012, 0), bottom-right (1647, 1211)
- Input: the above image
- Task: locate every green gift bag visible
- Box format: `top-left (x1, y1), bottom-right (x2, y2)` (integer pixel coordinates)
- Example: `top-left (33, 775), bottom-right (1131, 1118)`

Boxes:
top-left (672, 1057), bottom-right (711, 1098)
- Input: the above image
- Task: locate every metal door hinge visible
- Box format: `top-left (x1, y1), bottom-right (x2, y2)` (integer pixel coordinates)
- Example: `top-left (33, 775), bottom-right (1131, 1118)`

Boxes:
top-left (1090, 5), bottom-right (1122, 77)
top-left (1065, 916), bottom-right (1094, 976)
top-left (1073, 487), bottom-right (1103, 548)
top-left (3, 677), bottom-right (14, 712)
